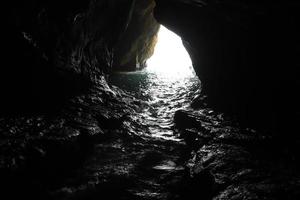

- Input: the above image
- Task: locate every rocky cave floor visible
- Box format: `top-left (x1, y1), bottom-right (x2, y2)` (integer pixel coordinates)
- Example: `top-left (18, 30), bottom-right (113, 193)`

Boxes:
top-left (1, 78), bottom-right (300, 200)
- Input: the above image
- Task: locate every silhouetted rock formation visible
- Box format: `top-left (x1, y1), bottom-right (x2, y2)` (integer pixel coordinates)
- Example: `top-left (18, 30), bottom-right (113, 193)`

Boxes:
top-left (154, 0), bottom-right (300, 134)
top-left (2, 0), bottom-right (158, 114)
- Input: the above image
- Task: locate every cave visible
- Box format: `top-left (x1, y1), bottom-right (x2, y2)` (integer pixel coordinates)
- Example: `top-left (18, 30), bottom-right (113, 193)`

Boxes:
top-left (1, 0), bottom-right (300, 200)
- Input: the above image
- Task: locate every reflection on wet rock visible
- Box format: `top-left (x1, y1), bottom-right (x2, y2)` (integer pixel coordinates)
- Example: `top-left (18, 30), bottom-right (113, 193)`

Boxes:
top-left (2, 68), bottom-right (299, 199)
top-left (2, 1), bottom-right (300, 199)
top-left (174, 108), bottom-right (300, 200)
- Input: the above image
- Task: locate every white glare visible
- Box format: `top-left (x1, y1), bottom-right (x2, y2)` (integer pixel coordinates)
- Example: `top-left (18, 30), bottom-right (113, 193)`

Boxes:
top-left (146, 25), bottom-right (193, 77)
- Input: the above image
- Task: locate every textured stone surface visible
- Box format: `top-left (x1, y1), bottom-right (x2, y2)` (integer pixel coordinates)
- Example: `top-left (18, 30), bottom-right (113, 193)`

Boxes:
top-left (113, 0), bottom-right (160, 71)
top-left (1, 0), bottom-right (159, 114)
top-left (174, 108), bottom-right (300, 200)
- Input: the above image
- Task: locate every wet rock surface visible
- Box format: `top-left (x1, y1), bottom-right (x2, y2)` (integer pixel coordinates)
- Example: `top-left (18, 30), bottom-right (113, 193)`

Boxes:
top-left (174, 108), bottom-right (300, 200)
top-left (1, 72), bottom-right (299, 200)
top-left (0, 76), bottom-right (187, 200)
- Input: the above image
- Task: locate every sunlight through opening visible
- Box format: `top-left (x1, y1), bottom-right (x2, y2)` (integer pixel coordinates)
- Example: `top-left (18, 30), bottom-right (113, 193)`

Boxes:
top-left (146, 25), bottom-right (194, 77)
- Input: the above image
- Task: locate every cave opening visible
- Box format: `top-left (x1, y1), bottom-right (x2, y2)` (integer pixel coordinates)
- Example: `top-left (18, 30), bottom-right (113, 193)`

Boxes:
top-left (146, 25), bottom-right (194, 78)
top-left (108, 25), bottom-right (200, 141)
top-left (2, 1), bottom-right (300, 199)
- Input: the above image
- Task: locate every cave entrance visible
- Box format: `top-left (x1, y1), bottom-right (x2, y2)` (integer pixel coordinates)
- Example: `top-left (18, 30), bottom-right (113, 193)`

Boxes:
top-left (108, 25), bottom-right (201, 141)
top-left (146, 25), bottom-right (194, 78)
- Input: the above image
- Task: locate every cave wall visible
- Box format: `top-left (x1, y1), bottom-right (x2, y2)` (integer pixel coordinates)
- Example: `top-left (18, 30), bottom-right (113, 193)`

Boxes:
top-left (1, 0), bottom-right (158, 114)
top-left (154, 0), bottom-right (300, 134)
top-left (113, 0), bottom-right (160, 71)
top-left (2, 0), bottom-right (92, 114)
top-left (4, 0), bottom-right (299, 135)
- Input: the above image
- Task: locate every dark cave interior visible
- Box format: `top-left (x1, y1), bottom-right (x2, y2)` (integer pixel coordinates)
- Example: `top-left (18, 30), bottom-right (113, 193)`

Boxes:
top-left (1, 0), bottom-right (300, 200)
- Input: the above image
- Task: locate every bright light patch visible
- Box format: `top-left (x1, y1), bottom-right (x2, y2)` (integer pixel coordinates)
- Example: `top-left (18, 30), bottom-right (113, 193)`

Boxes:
top-left (146, 25), bottom-right (193, 77)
